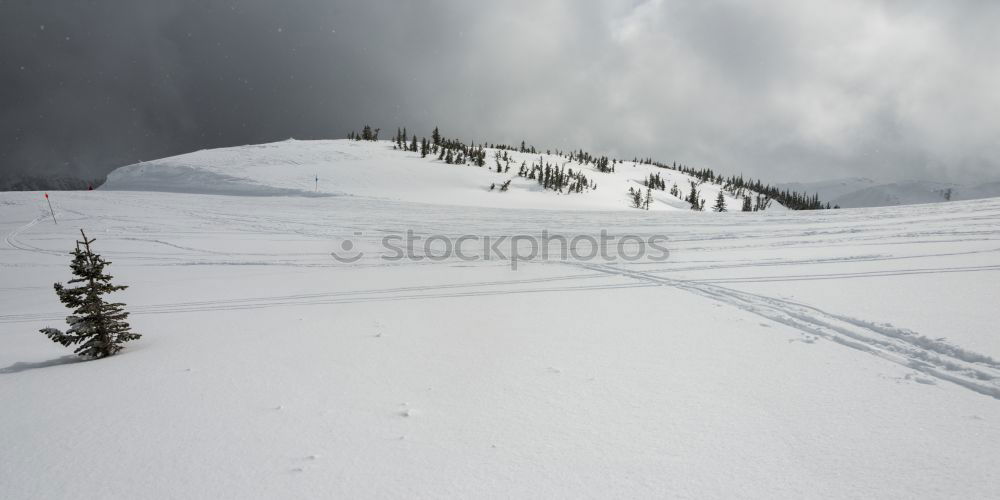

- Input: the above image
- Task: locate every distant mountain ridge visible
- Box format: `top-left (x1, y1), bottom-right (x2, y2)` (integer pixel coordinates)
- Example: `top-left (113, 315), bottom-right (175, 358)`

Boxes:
top-left (0, 175), bottom-right (105, 192)
top-left (776, 178), bottom-right (1000, 208)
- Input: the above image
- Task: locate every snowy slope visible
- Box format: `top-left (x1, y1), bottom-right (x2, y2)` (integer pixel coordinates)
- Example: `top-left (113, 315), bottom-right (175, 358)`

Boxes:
top-left (3, 156), bottom-right (1000, 497)
top-left (102, 139), bottom-right (778, 212)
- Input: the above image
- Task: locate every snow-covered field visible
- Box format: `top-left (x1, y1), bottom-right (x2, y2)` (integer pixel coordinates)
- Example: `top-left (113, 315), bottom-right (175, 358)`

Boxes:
top-left (2, 140), bottom-right (999, 498)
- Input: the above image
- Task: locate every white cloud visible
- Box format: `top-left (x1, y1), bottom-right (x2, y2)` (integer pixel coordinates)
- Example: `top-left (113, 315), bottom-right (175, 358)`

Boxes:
top-left (416, 0), bottom-right (1000, 182)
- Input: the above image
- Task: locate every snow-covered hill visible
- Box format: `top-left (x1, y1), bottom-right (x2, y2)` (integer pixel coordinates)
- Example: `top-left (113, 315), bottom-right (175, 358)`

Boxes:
top-left (3, 147), bottom-right (1000, 498)
top-left (102, 139), bottom-right (782, 212)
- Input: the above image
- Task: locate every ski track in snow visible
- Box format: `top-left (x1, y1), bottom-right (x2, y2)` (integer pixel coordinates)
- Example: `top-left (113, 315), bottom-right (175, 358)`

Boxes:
top-left (0, 273), bottom-right (653, 323)
top-left (577, 262), bottom-right (1000, 400)
top-left (4, 212), bottom-right (63, 256)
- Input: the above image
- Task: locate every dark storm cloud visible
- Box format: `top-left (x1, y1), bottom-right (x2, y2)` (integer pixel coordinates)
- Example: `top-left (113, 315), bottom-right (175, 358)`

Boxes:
top-left (2, 0), bottom-right (999, 183)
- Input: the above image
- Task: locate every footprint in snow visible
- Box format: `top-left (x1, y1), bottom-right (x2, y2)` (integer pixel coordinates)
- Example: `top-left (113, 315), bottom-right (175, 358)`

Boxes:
top-left (905, 373), bottom-right (937, 385)
top-left (789, 336), bottom-right (817, 344)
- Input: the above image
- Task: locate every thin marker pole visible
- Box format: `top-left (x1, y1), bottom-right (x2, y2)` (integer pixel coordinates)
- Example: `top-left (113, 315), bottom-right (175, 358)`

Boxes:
top-left (45, 193), bottom-right (57, 224)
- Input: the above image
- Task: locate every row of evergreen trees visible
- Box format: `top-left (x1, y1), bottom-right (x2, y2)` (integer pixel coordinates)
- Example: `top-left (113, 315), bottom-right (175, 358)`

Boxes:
top-left (644, 173), bottom-right (667, 191)
top-left (629, 186), bottom-right (653, 210)
top-left (645, 159), bottom-right (826, 210)
top-left (348, 125), bottom-right (380, 141)
top-left (366, 125), bottom-right (829, 209)
top-left (547, 142), bottom-right (825, 210)
top-left (629, 160), bottom-right (816, 212)
top-left (671, 180), bottom-right (769, 212)
top-left (516, 157), bottom-right (595, 194)
top-left (638, 179), bottom-right (753, 212)
top-left (382, 126), bottom-right (597, 195)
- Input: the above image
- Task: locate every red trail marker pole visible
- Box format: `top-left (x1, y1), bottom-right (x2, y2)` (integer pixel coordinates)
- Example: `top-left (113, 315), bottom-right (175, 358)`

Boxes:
top-left (45, 193), bottom-right (57, 224)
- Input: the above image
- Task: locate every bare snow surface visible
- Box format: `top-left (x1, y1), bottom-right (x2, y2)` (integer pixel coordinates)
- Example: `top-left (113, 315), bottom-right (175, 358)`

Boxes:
top-left (2, 139), bottom-right (1000, 498)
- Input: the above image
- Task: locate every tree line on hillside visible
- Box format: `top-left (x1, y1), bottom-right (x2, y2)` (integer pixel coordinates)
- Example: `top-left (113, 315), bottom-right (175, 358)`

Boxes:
top-left (516, 156), bottom-right (596, 194)
top-left (644, 174), bottom-right (771, 212)
top-left (379, 126), bottom-right (596, 195)
top-left (635, 158), bottom-right (827, 210)
top-left (0, 175), bottom-right (106, 191)
top-left (352, 124), bottom-right (829, 210)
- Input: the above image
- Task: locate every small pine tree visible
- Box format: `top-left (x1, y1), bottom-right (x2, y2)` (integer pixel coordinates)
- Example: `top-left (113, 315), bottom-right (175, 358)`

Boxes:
top-left (753, 194), bottom-right (772, 211)
top-left (644, 187), bottom-right (653, 210)
top-left (742, 196), bottom-right (752, 212)
top-left (631, 188), bottom-right (644, 209)
top-left (688, 182), bottom-right (700, 210)
top-left (713, 191), bottom-right (727, 212)
top-left (40, 230), bottom-right (140, 358)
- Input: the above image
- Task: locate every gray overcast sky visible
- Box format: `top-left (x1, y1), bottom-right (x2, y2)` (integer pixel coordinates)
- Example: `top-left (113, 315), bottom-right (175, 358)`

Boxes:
top-left (2, 0), bottom-right (999, 184)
